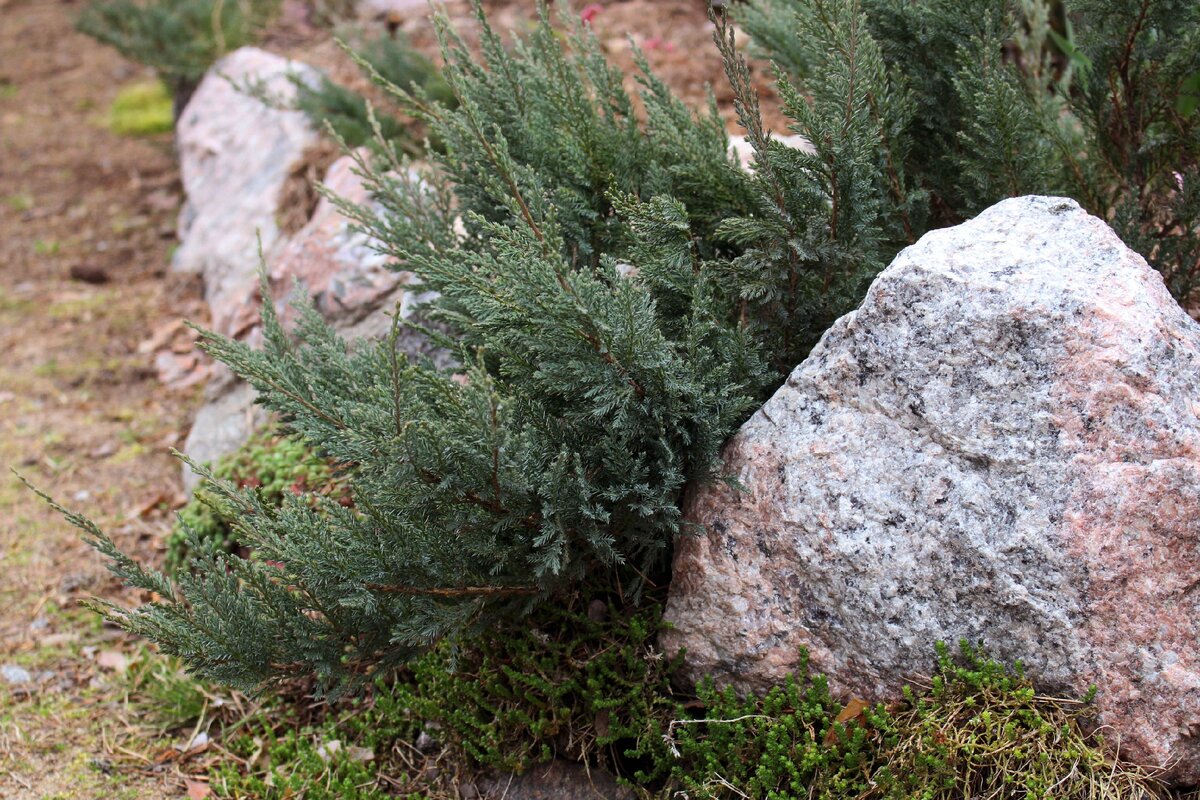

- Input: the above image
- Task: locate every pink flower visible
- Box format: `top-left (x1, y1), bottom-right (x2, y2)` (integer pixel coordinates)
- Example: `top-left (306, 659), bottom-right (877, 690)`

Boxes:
top-left (581, 3), bottom-right (603, 23)
top-left (643, 35), bottom-right (675, 52)
top-left (1174, 171), bottom-right (1185, 191)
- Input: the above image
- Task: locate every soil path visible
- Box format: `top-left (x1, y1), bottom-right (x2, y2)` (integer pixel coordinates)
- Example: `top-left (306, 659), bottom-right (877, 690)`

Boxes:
top-left (1, 0), bottom-right (204, 796)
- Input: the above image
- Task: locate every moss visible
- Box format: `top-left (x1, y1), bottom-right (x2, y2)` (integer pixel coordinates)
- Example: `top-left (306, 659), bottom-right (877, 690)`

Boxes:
top-left (107, 80), bottom-right (173, 136)
top-left (394, 593), bottom-right (681, 778)
top-left (202, 592), bottom-right (675, 797)
top-left (663, 655), bottom-right (853, 799)
top-left (212, 725), bottom-right (402, 800)
top-left (660, 640), bottom-right (1165, 799)
top-left (856, 641), bottom-right (1159, 799)
top-left (168, 426), bottom-right (349, 571)
top-left (185, 592), bottom-right (1167, 800)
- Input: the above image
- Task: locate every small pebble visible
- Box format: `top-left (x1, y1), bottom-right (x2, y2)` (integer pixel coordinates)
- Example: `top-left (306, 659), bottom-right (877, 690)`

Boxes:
top-left (347, 745), bottom-right (374, 762)
top-left (587, 598), bottom-right (608, 622)
top-left (89, 441), bottom-right (118, 459)
top-left (68, 264), bottom-right (110, 284)
top-left (415, 730), bottom-right (440, 753)
top-left (316, 739), bottom-right (341, 762)
top-left (2, 664), bottom-right (33, 685)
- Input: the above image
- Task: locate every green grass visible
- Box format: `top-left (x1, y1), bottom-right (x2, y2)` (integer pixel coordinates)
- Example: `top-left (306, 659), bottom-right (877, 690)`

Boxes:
top-left (33, 238), bottom-right (61, 256)
top-left (119, 648), bottom-right (210, 731)
top-left (0, 289), bottom-right (34, 316)
top-left (5, 192), bottom-right (33, 212)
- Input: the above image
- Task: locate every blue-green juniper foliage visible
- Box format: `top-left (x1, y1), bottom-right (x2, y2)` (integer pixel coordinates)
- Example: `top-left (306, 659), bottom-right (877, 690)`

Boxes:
top-left (54, 0), bottom-right (1200, 692)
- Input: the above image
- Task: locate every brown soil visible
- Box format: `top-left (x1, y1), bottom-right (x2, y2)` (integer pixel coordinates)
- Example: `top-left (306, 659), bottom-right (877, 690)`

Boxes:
top-left (0, 1), bottom-right (782, 796)
top-left (0, 0), bottom-right (204, 796)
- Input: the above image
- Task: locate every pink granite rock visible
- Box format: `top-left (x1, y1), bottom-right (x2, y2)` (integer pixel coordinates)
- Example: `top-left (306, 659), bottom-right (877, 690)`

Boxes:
top-left (215, 154), bottom-right (413, 342)
top-left (662, 196), bottom-right (1200, 783)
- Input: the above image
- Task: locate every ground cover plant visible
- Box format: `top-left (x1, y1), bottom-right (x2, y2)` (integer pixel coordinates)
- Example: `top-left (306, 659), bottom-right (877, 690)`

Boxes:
top-left (164, 596), bottom-right (1163, 799)
top-left (654, 643), bottom-right (1165, 799)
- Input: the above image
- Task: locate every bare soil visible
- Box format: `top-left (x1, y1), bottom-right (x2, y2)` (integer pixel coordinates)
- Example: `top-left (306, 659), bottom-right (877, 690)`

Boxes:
top-left (0, 0), bottom-right (213, 794)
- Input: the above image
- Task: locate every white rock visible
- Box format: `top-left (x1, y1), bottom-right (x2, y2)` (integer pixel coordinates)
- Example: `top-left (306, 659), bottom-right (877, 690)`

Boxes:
top-left (182, 367), bottom-right (268, 492)
top-left (172, 47), bottom-right (321, 316)
top-left (356, 0), bottom-right (428, 22)
top-left (728, 133), bottom-right (814, 170)
top-left (1, 664), bottom-right (32, 685)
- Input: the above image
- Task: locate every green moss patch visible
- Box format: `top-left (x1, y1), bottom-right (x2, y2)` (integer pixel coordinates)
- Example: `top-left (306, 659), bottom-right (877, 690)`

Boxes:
top-left (107, 80), bottom-right (172, 136)
top-left (184, 598), bottom-right (1167, 799)
top-left (168, 426), bottom-right (349, 572)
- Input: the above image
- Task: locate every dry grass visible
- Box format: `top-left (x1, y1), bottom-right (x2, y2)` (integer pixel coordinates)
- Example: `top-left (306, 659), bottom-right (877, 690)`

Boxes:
top-left (860, 645), bottom-right (1169, 800)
